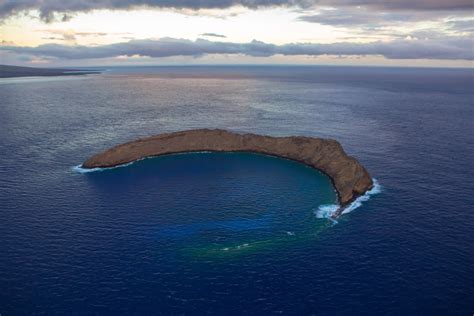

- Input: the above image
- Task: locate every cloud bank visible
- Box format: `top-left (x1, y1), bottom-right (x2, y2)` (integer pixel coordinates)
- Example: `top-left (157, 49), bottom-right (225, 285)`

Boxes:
top-left (299, 9), bottom-right (420, 27)
top-left (1, 0), bottom-right (472, 21)
top-left (2, 37), bottom-right (472, 61)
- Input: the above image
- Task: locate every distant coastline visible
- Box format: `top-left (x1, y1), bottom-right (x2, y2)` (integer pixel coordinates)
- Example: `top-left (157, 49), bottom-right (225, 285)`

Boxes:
top-left (0, 64), bottom-right (102, 78)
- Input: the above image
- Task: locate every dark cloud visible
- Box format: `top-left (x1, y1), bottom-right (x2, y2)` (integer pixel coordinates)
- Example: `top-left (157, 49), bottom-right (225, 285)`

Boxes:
top-left (298, 9), bottom-right (416, 27)
top-left (297, 8), bottom-right (474, 31)
top-left (200, 33), bottom-right (227, 38)
top-left (1, 36), bottom-right (472, 60)
top-left (0, 0), bottom-right (472, 22)
top-left (321, 0), bottom-right (472, 11)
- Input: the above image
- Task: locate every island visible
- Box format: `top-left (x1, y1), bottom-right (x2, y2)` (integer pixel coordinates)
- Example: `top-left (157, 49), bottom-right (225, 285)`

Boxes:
top-left (82, 129), bottom-right (373, 217)
top-left (0, 64), bottom-right (101, 78)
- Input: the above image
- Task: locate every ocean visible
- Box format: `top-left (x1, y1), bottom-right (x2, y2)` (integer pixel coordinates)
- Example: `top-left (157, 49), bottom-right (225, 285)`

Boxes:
top-left (1, 66), bottom-right (473, 315)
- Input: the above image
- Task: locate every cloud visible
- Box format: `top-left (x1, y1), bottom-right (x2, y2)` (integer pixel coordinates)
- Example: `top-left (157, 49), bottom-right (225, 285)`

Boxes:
top-left (1, 39), bottom-right (14, 45)
top-left (1, 36), bottom-right (472, 60)
top-left (297, 7), bottom-right (474, 32)
top-left (298, 9), bottom-right (417, 27)
top-left (37, 29), bottom-right (131, 43)
top-left (40, 30), bottom-right (78, 42)
top-left (447, 19), bottom-right (474, 33)
top-left (0, 0), bottom-right (472, 22)
top-left (200, 33), bottom-right (227, 38)
top-left (324, 0), bottom-right (472, 11)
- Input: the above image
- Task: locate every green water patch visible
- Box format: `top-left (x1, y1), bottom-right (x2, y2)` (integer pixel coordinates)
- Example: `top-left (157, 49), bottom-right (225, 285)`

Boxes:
top-left (181, 214), bottom-right (336, 259)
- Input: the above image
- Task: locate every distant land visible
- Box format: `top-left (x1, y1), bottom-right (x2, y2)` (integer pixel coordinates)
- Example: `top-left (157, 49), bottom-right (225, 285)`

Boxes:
top-left (0, 64), bottom-right (102, 78)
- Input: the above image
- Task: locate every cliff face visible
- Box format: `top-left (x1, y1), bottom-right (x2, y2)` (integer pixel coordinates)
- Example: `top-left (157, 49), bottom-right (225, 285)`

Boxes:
top-left (83, 129), bottom-right (373, 209)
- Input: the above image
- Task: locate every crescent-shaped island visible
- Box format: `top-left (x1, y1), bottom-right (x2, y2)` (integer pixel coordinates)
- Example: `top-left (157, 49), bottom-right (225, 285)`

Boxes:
top-left (82, 129), bottom-right (373, 217)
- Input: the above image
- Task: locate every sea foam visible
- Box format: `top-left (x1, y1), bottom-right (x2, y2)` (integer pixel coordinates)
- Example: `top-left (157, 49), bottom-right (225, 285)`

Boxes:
top-left (72, 161), bottom-right (136, 174)
top-left (315, 178), bottom-right (381, 221)
top-left (71, 151), bottom-right (216, 174)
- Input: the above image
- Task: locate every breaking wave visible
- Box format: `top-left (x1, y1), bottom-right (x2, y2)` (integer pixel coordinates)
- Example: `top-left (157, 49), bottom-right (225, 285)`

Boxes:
top-left (72, 161), bottom-right (136, 174)
top-left (72, 151), bottom-right (216, 174)
top-left (315, 178), bottom-right (381, 221)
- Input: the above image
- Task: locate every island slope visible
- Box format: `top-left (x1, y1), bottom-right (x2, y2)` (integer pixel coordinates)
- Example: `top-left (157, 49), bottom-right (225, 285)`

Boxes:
top-left (83, 129), bottom-right (373, 216)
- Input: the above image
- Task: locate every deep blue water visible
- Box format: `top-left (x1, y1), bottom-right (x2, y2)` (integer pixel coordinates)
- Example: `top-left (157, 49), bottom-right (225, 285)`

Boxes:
top-left (1, 66), bottom-right (473, 315)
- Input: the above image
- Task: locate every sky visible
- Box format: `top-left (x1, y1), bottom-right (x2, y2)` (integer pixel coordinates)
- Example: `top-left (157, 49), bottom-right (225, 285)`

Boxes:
top-left (0, 0), bottom-right (473, 67)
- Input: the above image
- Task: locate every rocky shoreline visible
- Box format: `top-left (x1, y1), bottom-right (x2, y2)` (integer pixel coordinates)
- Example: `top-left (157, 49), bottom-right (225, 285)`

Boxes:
top-left (83, 129), bottom-right (373, 217)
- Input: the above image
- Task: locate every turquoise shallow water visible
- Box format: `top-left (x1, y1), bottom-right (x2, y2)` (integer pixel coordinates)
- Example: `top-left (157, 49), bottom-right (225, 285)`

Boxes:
top-left (1, 66), bottom-right (473, 315)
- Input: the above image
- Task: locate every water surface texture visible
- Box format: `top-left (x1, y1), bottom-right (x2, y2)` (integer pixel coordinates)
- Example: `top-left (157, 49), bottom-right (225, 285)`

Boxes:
top-left (1, 66), bottom-right (473, 315)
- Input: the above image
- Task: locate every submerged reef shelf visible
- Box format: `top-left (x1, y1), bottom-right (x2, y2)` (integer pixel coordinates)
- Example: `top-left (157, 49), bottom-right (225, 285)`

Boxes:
top-left (82, 129), bottom-right (373, 217)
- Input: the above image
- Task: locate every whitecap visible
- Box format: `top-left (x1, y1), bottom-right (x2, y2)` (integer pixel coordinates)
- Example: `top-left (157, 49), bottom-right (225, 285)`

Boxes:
top-left (72, 164), bottom-right (104, 173)
top-left (315, 178), bottom-right (381, 220)
top-left (71, 161), bottom-right (136, 174)
top-left (315, 204), bottom-right (339, 219)
top-left (71, 151), bottom-right (219, 174)
top-left (235, 243), bottom-right (250, 250)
